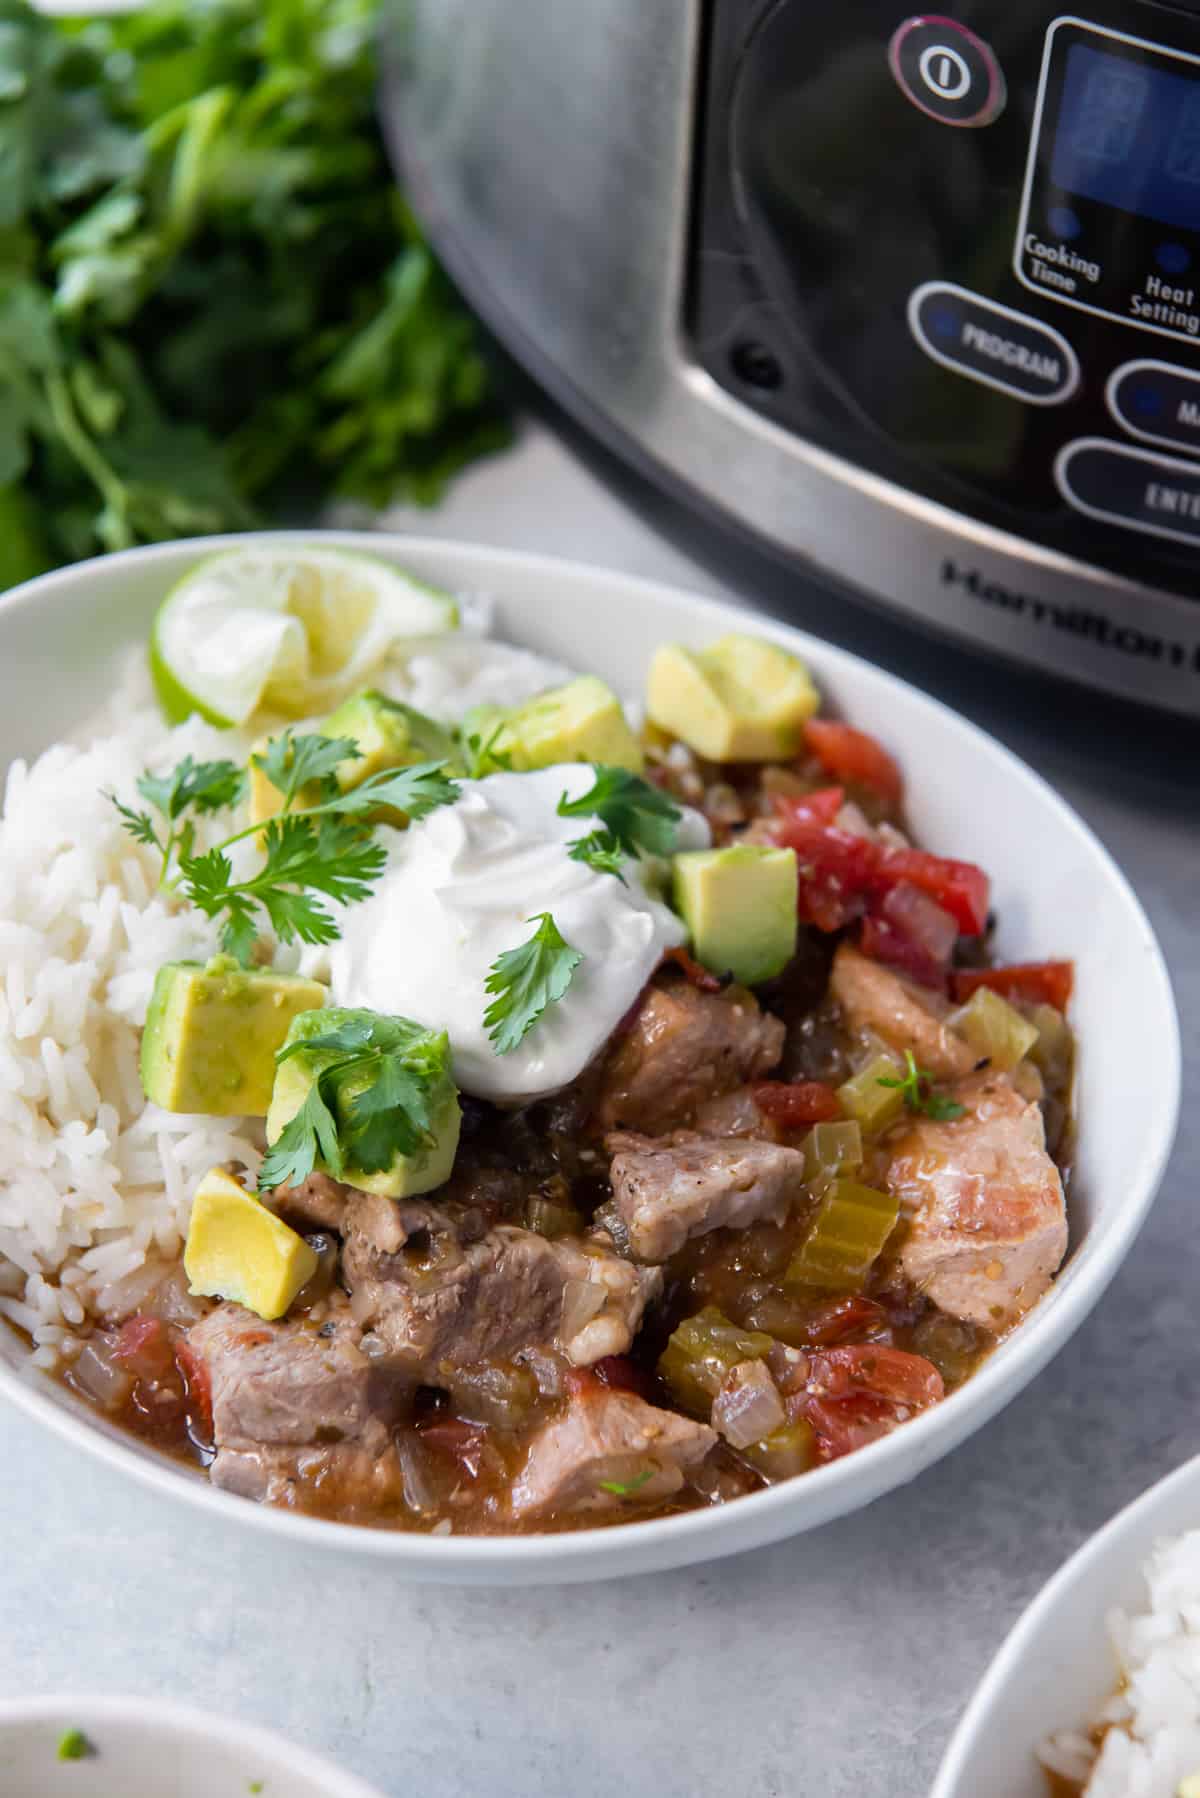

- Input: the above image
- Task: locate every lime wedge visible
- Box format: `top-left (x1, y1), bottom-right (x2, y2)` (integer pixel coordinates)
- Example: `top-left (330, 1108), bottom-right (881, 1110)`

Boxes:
top-left (149, 545), bottom-right (459, 727)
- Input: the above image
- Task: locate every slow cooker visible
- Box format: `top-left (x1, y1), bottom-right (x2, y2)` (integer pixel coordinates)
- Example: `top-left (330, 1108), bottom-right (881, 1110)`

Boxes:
top-left (384, 1), bottom-right (1200, 716)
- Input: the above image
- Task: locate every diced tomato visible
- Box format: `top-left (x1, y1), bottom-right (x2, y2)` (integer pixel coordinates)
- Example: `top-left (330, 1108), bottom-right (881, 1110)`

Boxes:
top-left (661, 945), bottom-right (725, 993)
top-left (859, 909), bottom-right (949, 992)
top-left (417, 1418), bottom-right (491, 1479)
top-left (563, 1366), bottom-right (604, 1400)
top-left (752, 1080), bottom-right (842, 1127)
top-left (804, 1393), bottom-right (896, 1461)
top-left (173, 1338), bottom-right (213, 1435)
top-left (770, 818), bottom-right (878, 932)
top-left (592, 1355), bottom-right (654, 1399)
top-left (950, 960), bottom-right (1073, 1011)
top-left (875, 847), bottom-right (990, 936)
top-left (801, 1296), bottom-right (889, 1346)
top-left (771, 786), bottom-right (846, 828)
top-left (808, 1344), bottom-right (945, 1408)
top-left (111, 1315), bottom-right (175, 1383)
top-left (803, 721), bottom-right (903, 805)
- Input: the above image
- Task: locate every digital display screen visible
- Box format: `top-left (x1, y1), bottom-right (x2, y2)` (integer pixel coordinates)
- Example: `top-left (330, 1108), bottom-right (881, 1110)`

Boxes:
top-left (1051, 43), bottom-right (1200, 232)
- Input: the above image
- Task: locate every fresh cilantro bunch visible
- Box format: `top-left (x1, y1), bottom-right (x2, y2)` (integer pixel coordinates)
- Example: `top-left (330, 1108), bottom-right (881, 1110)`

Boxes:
top-left (877, 1050), bottom-right (966, 1122)
top-left (557, 766), bottom-right (682, 883)
top-left (0, 0), bottom-right (507, 590)
top-left (259, 1012), bottom-right (452, 1191)
top-left (484, 913), bottom-right (583, 1055)
top-left (111, 729), bottom-right (460, 965)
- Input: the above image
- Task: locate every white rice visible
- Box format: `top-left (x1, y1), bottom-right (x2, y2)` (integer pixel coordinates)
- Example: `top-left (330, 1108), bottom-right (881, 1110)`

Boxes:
top-left (1040, 1530), bottom-right (1200, 1795)
top-left (0, 604), bottom-right (567, 1367)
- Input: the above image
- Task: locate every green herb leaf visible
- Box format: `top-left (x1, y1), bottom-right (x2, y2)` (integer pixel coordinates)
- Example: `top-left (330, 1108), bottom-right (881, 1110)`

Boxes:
top-left (484, 912), bottom-right (583, 1056)
top-left (557, 766), bottom-right (681, 872)
top-left (253, 731), bottom-right (360, 811)
top-left (109, 794), bottom-right (162, 852)
top-left (566, 828), bottom-right (628, 883)
top-left (136, 755), bottom-right (244, 821)
top-left (597, 1469), bottom-right (655, 1498)
top-left (876, 1050), bottom-right (966, 1121)
top-left (462, 724), bottom-right (513, 779)
top-left (258, 1077), bottom-right (344, 1190)
top-left (57, 1729), bottom-right (92, 1762)
top-left (329, 759), bottom-right (460, 821)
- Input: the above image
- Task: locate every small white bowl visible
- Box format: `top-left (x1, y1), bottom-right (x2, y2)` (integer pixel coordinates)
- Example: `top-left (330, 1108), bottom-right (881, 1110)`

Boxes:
top-left (933, 1452), bottom-right (1200, 1797)
top-left (0, 1695), bottom-right (383, 1797)
top-left (0, 532), bottom-right (1181, 1582)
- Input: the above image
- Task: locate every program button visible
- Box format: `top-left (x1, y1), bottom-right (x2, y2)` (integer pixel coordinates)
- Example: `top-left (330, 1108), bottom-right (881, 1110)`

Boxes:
top-left (908, 282), bottom-right (1080, 404)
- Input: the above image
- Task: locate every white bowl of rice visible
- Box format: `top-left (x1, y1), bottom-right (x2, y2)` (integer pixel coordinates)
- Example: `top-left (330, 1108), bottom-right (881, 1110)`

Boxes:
top-left (0, 531), bottom-right (1181, 1582)
top-left (933, 1453), bottom-right (1200, 1798)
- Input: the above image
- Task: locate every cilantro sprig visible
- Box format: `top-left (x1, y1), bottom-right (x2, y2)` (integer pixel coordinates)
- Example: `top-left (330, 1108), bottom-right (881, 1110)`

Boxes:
top-left (259, 1015), bottom-right (448, 1192)
top-left (484, 913), bottom-right (583, 1055)
top-left (111, 730), bottom-right (460, 966)
top-left (461, 723), bottom-right (513, 779)
top-left (598, 1469), bottom-right (655, 1498)
top-left (557, 766), bottom-right (682, 880)
top-left (877, 1050), bottom-right (966, 1122)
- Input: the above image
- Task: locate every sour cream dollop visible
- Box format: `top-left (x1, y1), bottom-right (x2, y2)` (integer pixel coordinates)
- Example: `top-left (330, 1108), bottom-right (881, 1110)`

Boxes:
top-left (329, 765), bottom-right (709, 1104)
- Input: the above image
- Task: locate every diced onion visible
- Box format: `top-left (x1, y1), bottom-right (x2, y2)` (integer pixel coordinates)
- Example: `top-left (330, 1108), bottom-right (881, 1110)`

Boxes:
top-left (712, 1360), bottom-right (786, 1449)
top-left (71, 1341), bottom-right (135, 1409)
top-left (561, 1278), bottom-right (607, 1343)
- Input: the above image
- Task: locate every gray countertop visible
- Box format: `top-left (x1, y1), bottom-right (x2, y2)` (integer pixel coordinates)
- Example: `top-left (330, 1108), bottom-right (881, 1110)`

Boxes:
top-left (1, 417), bottom-right (1195, 1798)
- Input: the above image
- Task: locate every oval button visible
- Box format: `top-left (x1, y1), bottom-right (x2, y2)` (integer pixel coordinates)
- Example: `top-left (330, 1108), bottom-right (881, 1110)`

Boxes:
top-left (1108, 359), bottom-right (1200, 457)
top-left (1056, 437), bottom-right (1200, 544)
top-left (908, 282), bottom-right (1080, 404)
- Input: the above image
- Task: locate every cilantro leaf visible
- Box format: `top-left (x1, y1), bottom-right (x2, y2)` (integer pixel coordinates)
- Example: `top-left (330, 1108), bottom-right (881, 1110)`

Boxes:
top-left (484, 913), bottom-right (583, 1056)
top-left (252, 730), bottom-right (359, 811)
top-left (328, 759), bottom-right (460, 821)
top-left (557, 767), bottom-right (681, 872)
top-left (462, 724), bottom-right (513, 779)
top-left (136, 755), bottom-right (244, 820)
top-left (276, 1018), bottom-right (375, 1063)
top-left (108, 793), bottom-right (162, 851)
top-left (258, 1077), bottom-right (344, 1190)
top-left (597, 1469), bottom-right (655, 1498)
top-left (567, 828), bottom-right (627, 883)
top-left (877, 1050), bottom-right (966, 1122)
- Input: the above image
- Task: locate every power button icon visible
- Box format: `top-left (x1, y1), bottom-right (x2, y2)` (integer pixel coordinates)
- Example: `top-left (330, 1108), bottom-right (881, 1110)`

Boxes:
top-left (889, 17), bottom-right (1006, 127)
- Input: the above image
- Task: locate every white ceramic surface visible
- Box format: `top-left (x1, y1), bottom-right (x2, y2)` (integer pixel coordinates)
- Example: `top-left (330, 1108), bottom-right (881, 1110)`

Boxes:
top-left (933, 1452), bottom-right (1200, 1797)
top-left (0, 1695), bottom-right (383, 1797)
top-left (0, 531), bottom-right (1181, 1583)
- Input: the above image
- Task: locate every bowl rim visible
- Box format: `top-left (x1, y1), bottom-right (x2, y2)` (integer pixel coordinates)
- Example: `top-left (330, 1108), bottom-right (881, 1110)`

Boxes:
top-left (930, 1449), bottom-right (1200, 1796)
top-left (0, 1692), bottom-right (385, 1796)
top-left (0, 529), bottom-right (1182, 1577)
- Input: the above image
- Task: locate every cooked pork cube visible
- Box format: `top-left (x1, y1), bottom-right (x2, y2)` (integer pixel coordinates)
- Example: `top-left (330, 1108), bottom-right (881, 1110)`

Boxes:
top-left (343, 1196), bottom-right (661, 1373)
top-left (885, 1074), bottom-right (1068, 1329)
top-left (187, 1297), bottom-right (407, 1507)
top-left (830, 943), bottom-right (975, 1081)
top-left (606, 1131), bottom-right (805, 1261)
top-left (510, 1387), bottom-right (716, 1518)
top-left (268, 1170), bottom-right (354, 1235)
top-left (595, 977), bottom-right (785, 1133)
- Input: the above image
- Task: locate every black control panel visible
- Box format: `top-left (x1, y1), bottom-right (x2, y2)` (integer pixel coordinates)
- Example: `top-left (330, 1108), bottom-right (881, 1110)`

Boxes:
top-left (689, 0), bottom-right (1200, 593)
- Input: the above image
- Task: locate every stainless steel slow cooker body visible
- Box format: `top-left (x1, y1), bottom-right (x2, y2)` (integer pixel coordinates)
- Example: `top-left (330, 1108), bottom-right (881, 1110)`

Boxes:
top-left (384, 0), bottom-right (1200, 716)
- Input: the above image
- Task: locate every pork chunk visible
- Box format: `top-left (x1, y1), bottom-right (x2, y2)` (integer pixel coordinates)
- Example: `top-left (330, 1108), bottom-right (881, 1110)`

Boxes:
top-left (187, 1297), bottom-right (408, 1509)
top-left (830, 943), bottom-right (975, 1081)
top-left (595, 978), bottom-right (785, 1134)
top-left (343, 1197), bottom-right (662, 1373)
top-left (885, 1074), bottom-right (1068, 1329)
top-left (268, 1171), bottom-right (355, 1235)
top-left (510, 1387), bottom-right (716, 1518)
top-left (606, 1131), bottom-right (805, 1261)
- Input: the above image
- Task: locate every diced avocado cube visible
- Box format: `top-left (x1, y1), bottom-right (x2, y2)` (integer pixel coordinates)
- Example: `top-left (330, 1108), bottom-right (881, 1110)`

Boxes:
top-left (265, 1006), bottom-right (461, 1198)
top-left (672, 844), bottom-right (798, 986)
top-left (248, 691), bottom-right (459, 824)
top-left (646, 634), bottom-right (819, 762)
top-left (470, 676), bottom-right (643, 774)
top-left (140, 957), bottom-right (329, 1117)
top-left (184, 1166), bottom-right (318, 1320)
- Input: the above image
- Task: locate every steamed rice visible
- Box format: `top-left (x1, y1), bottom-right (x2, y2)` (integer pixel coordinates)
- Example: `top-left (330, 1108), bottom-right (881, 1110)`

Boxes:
top-left (0, 601), bottom-right (567, 1368)
top-left (1040, 1530), bottom-right (1200, 1795)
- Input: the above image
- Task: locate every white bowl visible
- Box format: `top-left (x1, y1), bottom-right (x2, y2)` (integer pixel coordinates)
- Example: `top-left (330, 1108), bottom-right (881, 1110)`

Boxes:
top-left (0, 1694), bottom-right (383, 1797)
top-left (933, 1452), bottom-right (1200, 1796)
top-left (0, 532), bottom-right (1180, 1583)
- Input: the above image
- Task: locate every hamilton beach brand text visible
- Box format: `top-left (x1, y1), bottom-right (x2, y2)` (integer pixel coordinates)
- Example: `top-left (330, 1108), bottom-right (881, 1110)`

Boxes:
top-left (940, 561), bottom-right (1200, 675)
